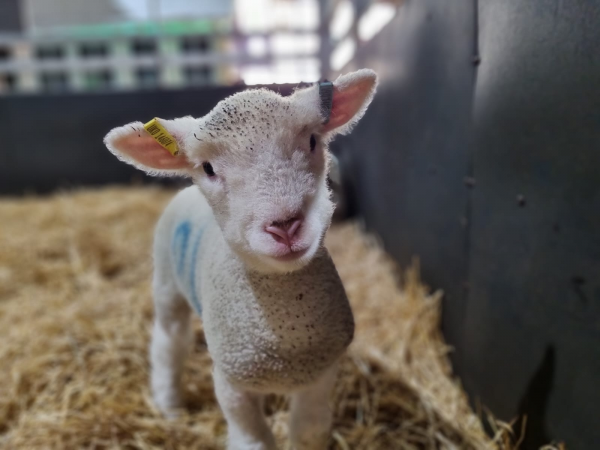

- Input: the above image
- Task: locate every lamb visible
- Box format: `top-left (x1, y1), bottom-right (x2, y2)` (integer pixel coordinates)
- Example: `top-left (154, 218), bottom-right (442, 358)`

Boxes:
top-left (103, 68), bottom-right (378, 450)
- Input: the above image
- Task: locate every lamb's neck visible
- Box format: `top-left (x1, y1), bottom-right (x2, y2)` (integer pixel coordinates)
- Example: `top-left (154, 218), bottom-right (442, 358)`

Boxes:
top-left (244, 249), bottom-right (343, 319)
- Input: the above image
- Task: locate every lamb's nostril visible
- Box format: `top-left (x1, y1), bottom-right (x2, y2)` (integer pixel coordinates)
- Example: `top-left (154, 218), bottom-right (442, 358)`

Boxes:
top-left (287, 219), bottom-right (302, 239)
top-left (265, 225), bottom-right (289, 244)
top-left (265, 217), bottom-right (302, 245)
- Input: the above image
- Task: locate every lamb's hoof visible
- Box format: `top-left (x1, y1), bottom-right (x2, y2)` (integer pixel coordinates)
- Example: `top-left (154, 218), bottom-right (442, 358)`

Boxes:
top-left (152, 390), bottom-right (184, 420)
top-left (161, 406), bottom-right (184, 420)
top-left (226, 442), bottom-right (277, 450)
top-left (291, 432), bottom-right (329, 450)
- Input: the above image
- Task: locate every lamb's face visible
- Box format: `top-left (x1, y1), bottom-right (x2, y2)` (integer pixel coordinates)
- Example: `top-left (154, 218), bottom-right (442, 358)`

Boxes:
top-left (104, 69), bottom-right (377, 274)
top-left (189, 90), bottom-right (334, 273)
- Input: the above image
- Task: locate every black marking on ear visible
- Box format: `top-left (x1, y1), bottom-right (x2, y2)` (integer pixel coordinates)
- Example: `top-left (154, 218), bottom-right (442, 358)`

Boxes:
top-left (194, 133), bottom-right (203, 141)
top-left (319, 80), bottom-right (334, 124)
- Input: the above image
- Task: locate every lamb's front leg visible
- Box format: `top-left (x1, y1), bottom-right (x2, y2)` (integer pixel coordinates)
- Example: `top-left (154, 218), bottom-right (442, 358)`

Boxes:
top-left (289, 365), bottom-right (338, 450)
top-left (213, 369), bottom-right (277, 450)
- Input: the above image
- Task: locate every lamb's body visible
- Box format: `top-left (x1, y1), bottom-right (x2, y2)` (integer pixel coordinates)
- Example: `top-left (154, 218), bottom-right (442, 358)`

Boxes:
top-left (104, 68), bottom-right (377, 450)
top-left (155, 186), bottom-right (354, 392)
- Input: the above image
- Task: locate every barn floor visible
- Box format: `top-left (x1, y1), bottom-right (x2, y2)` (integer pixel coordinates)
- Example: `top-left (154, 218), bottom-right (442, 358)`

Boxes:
top-left (0, 187), bottom-right (556, 449)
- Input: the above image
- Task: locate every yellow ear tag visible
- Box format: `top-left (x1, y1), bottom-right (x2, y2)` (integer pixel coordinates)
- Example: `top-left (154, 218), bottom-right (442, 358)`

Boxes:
top-left (143, 117), bottom-right (179, 156)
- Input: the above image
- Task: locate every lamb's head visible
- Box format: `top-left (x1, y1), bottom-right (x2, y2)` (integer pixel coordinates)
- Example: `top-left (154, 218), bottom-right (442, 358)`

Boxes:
top-left (104, 69), bottom-right (377, 273)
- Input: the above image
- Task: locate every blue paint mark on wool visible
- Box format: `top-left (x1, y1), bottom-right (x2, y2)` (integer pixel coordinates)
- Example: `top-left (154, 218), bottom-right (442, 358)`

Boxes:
top-left (172, 221), bottom-right (191, 276)
top-left (188, 225), bottom-right (206, 317)
top-left (172, 220), bottom-right (206, 317)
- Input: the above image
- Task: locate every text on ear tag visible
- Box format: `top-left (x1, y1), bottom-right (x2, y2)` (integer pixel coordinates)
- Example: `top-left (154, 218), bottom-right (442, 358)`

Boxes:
top-left (143, 118), bottom-right (180, 156)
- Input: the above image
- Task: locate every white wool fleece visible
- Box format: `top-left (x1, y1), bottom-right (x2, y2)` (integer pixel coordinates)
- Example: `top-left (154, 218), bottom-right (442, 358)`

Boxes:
top-left (104, 68), bottom-right (378, 450)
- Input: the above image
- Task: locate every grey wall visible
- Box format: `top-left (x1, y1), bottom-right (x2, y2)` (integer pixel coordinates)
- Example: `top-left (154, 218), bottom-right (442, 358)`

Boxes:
top-left (340, 0), bottom-right (600, 448)
top-left (465, 1), bottom-right (600, 448)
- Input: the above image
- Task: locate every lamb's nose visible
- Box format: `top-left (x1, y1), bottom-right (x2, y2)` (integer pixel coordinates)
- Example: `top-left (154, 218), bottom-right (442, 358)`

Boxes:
top-left (266, 218), bottom-right (302, 245)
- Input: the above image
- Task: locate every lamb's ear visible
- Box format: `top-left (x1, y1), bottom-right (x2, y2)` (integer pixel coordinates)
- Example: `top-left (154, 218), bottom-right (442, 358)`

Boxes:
top-left (103, 117), bottom-right (196, 176)
top-left (322, 68), bottom-right (378, 135)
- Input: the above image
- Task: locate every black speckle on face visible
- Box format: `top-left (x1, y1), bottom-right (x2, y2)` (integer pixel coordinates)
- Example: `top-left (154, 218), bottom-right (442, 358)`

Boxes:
top-left (310, 134), bottom-right (316, 152)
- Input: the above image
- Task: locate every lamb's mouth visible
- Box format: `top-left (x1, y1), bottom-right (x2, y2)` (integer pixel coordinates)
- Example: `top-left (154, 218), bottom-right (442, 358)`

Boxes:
top-left (272, 247), bottom-right (309, 262)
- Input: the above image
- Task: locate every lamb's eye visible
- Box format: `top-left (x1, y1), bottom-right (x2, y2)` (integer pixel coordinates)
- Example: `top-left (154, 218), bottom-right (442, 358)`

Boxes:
top-left (310, 134), bottom-right (316, 152)
top-left (202, 162), bottom-right (215, 177)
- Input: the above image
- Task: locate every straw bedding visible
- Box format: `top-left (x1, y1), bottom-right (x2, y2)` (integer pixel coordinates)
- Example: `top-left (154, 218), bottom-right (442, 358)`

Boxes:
top-left (0, 186), bottom-right (561, 449)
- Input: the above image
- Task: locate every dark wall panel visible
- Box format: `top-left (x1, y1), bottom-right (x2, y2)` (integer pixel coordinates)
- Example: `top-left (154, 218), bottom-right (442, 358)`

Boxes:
top-left (0, 85), bottom-right (293, 195)
top-left (464, 1), bottom-right (600, 448)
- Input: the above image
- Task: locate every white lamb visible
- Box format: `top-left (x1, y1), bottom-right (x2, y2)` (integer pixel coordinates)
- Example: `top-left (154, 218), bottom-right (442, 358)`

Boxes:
top-left (104, 68), bottom-right (378, 450)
